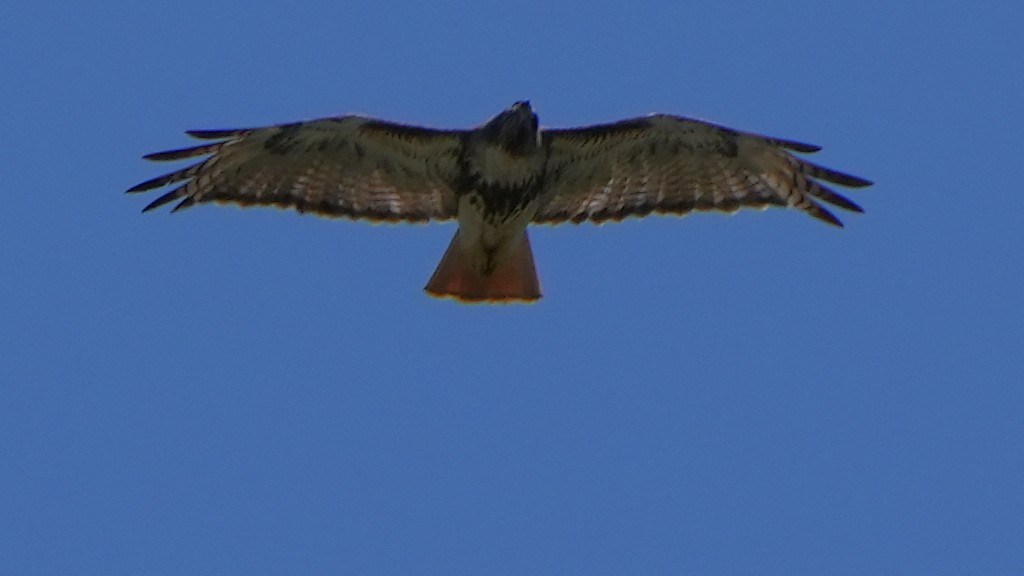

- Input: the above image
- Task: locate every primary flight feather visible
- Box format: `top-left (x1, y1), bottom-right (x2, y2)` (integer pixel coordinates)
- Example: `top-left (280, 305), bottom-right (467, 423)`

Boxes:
top-left (128, 101), bottom-right (872, 303)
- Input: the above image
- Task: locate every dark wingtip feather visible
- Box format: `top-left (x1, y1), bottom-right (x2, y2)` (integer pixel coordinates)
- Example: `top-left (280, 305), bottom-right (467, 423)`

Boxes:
top-left (127, 163), bottom-right (201, 193)
top-left (833, 197), bottom-right (864, 213)
top-left (186, 128), bottom-right (246, 140)
top-left (810, 183), bottom-right (865, 213)
top-left (143, 143), bottom-right (222, 162)
top-left (801, 159), bottom-right (873, 188)
top-left (804, 201), bottom-right (845, 228)
top-left (826, 172), bottom-right (873, 188)
top-left (773, 138), bottom-right (822, 153)
top-left (141, 188), bottom-right (185, 213)
top-left (127, 173), bottom-right (177, 193)
top-left (170, 198), bottom-right (196, 213)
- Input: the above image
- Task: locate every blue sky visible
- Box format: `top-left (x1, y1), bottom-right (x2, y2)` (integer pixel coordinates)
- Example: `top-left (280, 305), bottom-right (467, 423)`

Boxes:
top-left (2, 1), bottom-right (1022, 574)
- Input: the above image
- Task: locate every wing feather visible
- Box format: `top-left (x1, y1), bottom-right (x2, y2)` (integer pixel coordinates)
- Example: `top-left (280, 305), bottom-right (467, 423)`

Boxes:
top-left (141, 142), bottom-right (226, 162)
top-left (185, 128), bottom-right (250, 140)
top-left (535, 115), bottom-right (871, 227)
top-left (128, 116), bottom-right (465, 222)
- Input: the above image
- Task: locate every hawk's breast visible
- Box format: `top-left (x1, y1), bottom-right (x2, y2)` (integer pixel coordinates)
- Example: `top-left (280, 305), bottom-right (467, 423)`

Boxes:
top-left (454, 142), bottom-right (546, 273)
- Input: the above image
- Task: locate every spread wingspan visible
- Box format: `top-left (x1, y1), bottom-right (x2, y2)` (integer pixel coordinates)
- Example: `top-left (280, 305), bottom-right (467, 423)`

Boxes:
top-left (129, 105), bottom-right (873, 303)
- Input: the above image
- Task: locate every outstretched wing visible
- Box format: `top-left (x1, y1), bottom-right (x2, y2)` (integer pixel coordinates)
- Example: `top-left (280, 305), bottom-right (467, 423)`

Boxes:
top-left (534, 115), bottom-right (871, 227)
top-left (128, 116), bottom-right (465, 222)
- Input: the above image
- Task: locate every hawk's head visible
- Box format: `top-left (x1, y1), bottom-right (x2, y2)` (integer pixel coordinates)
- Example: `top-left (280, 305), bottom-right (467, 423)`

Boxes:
top-left (481, 101), bottom-right (541, 156)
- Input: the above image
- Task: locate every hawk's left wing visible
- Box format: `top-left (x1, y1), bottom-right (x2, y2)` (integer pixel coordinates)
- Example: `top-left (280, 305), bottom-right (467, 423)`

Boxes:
top-left (534, 115), bottom-right (871, 227)
top-left (128, 116), bottom-right (465, 222)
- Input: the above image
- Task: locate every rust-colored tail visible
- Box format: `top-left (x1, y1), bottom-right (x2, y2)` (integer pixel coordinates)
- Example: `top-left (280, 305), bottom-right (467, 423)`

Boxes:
top-left (424, 231), bottom-right (541, 303)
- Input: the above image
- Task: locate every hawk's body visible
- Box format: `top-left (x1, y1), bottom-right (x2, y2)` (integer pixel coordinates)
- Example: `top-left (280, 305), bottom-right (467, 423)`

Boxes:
top-left (128, 101), bottom-right (871, 303)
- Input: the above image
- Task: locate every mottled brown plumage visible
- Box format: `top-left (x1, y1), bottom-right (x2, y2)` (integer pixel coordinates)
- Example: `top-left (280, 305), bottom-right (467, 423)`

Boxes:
top-left (534, 115), bottom-right (870, 226)
top-left (128, 118), bottom-right (463, 221)
top-left (129, 102), bottom-right (872, 303)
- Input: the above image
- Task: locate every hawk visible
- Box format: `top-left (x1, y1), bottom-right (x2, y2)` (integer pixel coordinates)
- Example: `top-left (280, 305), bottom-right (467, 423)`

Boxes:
top-left (128, 101), bottom-right (871, 303)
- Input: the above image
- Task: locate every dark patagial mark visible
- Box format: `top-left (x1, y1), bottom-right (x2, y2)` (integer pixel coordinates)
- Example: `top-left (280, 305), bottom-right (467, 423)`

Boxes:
top-left (315, 137), bottom-right (347, 153)
top-left (263, 123), bottom-right (304, 155)
top-left (717, 133), bottom-right (739, 157)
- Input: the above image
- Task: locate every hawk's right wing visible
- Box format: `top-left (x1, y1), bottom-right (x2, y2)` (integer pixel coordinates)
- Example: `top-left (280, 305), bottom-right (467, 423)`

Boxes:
top-left (128, 116), bottom-right (466, 222)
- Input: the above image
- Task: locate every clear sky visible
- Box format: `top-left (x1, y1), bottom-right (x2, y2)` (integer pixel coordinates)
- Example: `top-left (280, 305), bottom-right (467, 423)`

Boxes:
top-left (2, 1), bottom-right (1022, 574)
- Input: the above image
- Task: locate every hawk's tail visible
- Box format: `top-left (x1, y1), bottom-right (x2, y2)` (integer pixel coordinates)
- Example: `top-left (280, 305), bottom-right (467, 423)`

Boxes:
top-left (424, 231), bottom-right (541, 303)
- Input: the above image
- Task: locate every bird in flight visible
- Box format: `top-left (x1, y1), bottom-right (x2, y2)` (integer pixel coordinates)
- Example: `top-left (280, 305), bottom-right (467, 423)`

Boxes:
top-left (128, 101), bottom-right (871, 303)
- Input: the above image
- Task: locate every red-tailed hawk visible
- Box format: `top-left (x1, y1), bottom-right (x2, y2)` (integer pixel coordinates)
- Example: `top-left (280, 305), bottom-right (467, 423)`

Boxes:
top-left (128, 101), bottom-right (871, 303)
